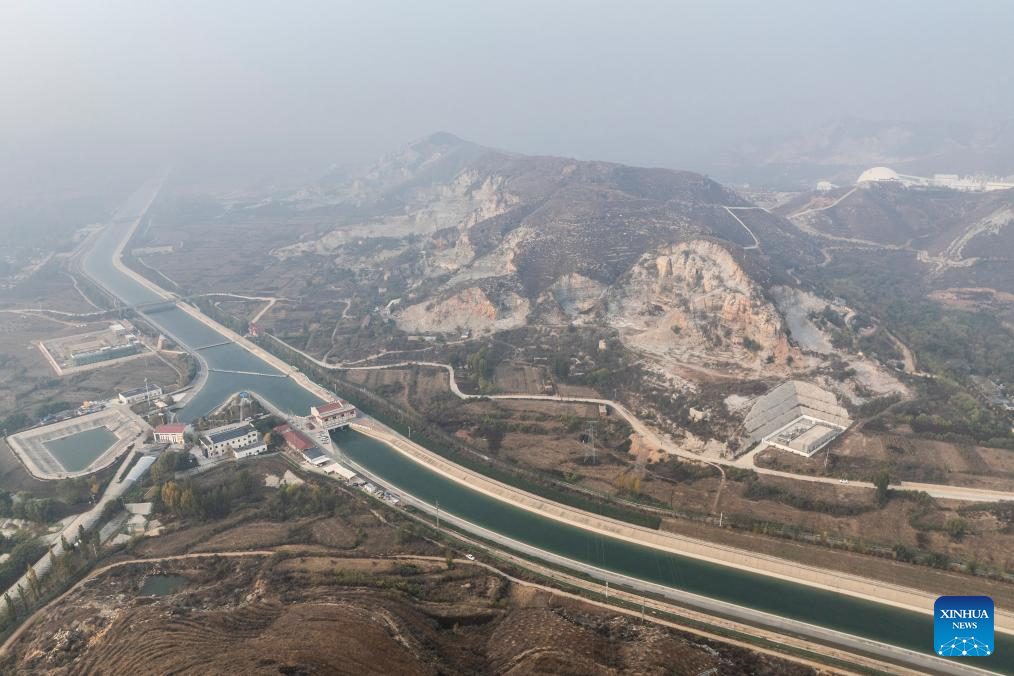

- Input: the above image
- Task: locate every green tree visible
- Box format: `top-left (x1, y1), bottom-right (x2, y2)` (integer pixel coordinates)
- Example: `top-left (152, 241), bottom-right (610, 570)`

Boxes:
top-left (16, 585), bottom-right (27, 613)
top-left (945, 516), bottom-right (968, 541)
top-left (477, 417), bottom-right (507, 453)
top-left (873, 471), bottom-right (891, 506)
top-left (161, 481), bottom-right (181, 513)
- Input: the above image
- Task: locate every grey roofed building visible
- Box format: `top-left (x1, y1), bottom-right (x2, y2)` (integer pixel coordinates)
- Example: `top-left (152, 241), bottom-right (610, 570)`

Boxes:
top-left (744, 380), bottom-right (850, 445)
top-left (200, 422), bottom-right (262, 458)
top-left (206, 423), bottom-right (256, 445)
top-left (301, 446), bottom-right (330, 466)
top-left (302, 446), bottom-right (324, 460)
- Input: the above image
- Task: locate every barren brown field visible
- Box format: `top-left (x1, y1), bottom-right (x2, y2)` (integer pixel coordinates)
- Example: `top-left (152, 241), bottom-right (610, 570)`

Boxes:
top-left (5, 554), bottom-right (813, 675)
top-left (0, 313), bottom-right (185, 422)
top-left (492, 361), bottom-right (548, 394)
top-left (0, 262), bottom-right (101, 315)
top-left (757, 430), bottom-right (1014, 491)
top-left (554, 381), bottom-right (603, 397)
top-left (2, 454), bottom-right (816, 676)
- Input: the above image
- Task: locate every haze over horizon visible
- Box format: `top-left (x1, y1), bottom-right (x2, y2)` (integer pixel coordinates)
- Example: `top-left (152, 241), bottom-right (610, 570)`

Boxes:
top-left (3, 4), bottom-right (1014, 673)
top-left (3, 0), bottom-right (1014, 195)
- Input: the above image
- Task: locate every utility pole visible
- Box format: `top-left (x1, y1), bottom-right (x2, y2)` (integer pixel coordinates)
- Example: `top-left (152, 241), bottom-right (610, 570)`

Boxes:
top-left (583, 420), bottom-right (597, 465)
top-left (144, 376), bottom-right (153, 416)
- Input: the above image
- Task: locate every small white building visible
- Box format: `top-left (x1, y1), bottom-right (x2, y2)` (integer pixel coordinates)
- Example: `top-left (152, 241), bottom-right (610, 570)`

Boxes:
top-left (301, 446), bottom-right (330, 466)
top-left (233, 440), bottom-right (268, 459)
top-left (152, 423), bottom-right (187, 446)
top-left (322, 463), bottom-right (358, 482)
top-left (309, 399), bottom-right (357, 431)
top-left (200, 422), bottom-right (261, 458)
top-left (118, 384), bottom-right (163, 406)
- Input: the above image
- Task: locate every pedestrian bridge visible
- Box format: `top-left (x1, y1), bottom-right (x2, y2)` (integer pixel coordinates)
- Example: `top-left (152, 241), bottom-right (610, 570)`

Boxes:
top-left (207, 368), bottom-right (287, 378)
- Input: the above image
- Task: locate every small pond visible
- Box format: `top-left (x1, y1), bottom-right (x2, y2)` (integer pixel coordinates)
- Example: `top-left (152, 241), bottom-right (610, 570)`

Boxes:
top-left (139, 574), bottom-right (186, 596)
top-left (44, 426), bottom-right (117, 472)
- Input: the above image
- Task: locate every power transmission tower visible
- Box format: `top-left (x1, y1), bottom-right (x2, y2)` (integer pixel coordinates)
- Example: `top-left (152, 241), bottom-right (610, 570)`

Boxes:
top-left (583, 421), bottom-right (597, 465)
top-left (144, 376), bottom-right (153, 417)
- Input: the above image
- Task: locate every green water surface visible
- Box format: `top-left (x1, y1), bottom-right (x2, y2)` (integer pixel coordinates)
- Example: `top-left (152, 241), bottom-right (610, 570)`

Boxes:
top-left (44, 427), bottom-right (118, 472)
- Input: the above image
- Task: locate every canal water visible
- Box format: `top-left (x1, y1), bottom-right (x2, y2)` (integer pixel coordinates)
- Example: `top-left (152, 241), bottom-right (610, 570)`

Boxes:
top-left (43, 427), bottom-right (117, 472)
top-left (80, 193), bottom-right (323, 421)
top-left (337, 431), bottom-right (1014, 670)
top-left (81, 184), bottom-right (1014, 671)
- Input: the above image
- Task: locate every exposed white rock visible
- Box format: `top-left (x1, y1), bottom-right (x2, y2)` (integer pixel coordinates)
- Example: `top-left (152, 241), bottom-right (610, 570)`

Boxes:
top-left (397, 286), bottom-right (530, 334)
top-left (548, 273), bottom-right (607, 317)
top-left (445, 226), bottom-right (531, 284)
top-left (605, 240), bottom-right (792, 369)
top-left (274, 171), bottom-right (518, 260)
top-left (770, 286), bottom-right (835, 354)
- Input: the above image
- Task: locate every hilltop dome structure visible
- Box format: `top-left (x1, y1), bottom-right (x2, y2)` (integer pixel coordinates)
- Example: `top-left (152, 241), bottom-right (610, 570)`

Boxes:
top-left (856, 166), bottom-right (900, 184)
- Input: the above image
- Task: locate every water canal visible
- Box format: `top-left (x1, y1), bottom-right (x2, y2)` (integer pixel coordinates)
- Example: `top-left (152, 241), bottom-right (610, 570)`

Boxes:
top-left (81, 184), bottom-right (1014, 672)
top-left (335, 431), bottom-right (1014, 669)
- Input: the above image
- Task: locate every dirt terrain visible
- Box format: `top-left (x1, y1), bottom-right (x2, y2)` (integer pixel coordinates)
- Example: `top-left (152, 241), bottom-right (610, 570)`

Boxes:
top-left (6, 555), bottom-right (813, 676)
top-left (757, 430), bottom-right (1014, 491)
top-left (2, 457), bottom-right (814, 675)
top-left (0, 260), bottom-right (100, 315)
top-left (0, 313), bottom-right (185, 424)
top-left (337, 363), bottom-right (1014, 602)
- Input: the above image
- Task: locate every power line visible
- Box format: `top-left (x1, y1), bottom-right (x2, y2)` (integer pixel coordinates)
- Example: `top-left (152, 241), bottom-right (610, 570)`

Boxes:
top-left (583, 420), bottom-right (597, 465)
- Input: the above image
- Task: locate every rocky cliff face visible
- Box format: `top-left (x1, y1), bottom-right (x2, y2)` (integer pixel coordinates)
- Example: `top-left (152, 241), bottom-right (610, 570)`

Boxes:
top-left (276, 163), bottom-right (520, 260)
top-left (605, 240), bottom-right (792, 369)
top-left (397, 286), bottom-right (530, 334)
top-left (270, 133), bottom-right (820, 373)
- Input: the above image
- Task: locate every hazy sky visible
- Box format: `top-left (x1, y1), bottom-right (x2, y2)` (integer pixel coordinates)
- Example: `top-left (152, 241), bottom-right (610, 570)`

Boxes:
top-left (2, 0), bottom-right (1013, 194)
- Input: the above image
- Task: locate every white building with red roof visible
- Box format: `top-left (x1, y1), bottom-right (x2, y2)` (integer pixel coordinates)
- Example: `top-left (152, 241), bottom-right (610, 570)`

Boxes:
top-left (309, 399), bottom-right (357, 431)
top-left (153, 423), bottom-right (187, 446)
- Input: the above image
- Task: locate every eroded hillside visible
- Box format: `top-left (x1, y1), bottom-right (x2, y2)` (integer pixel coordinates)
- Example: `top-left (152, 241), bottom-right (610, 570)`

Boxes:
top-left (266, 134), bottom-right (826, 375)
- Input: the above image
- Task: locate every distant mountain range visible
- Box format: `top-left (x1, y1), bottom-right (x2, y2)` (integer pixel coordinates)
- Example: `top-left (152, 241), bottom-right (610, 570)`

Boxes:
top-left (712, 117), bottom-right (1014, 189)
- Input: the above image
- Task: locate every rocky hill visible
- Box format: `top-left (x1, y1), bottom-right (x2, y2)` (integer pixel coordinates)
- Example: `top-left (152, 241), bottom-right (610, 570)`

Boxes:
top-left (603, 240), bottom-right (795, 369)
top-left (275, 133), bottom-right (818, 370)
top-left (781, 182), bottom-right (1014, 282)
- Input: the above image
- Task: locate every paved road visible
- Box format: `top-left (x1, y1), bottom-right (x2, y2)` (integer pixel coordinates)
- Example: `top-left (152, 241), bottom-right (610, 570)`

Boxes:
top-left (276, 344), bottom-right (1014, 505)
top-left (789, 187), bottom-right (858, 220)
top-left (722, 206), bottom-right (761, 250)
top-left (341, 455), bottom-right (999, 676)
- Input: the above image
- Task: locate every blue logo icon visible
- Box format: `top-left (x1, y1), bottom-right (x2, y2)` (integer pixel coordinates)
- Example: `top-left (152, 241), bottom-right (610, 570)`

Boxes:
top-left (935, 596), bottom-right (993, 657)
